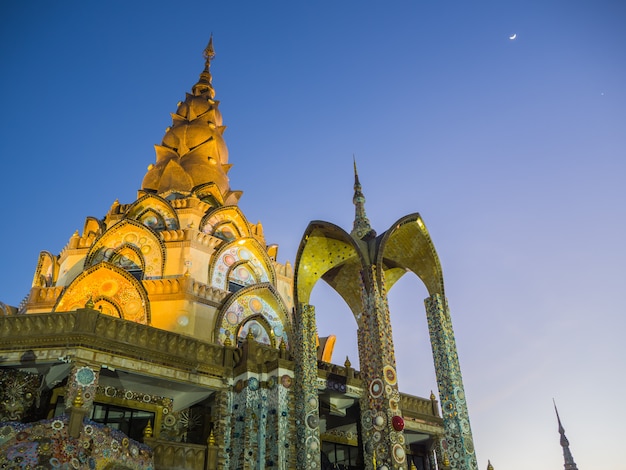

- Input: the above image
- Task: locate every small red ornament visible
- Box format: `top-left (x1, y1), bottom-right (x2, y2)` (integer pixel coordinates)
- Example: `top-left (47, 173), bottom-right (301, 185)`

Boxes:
top-left (392, 415), bottom-right (404, 431)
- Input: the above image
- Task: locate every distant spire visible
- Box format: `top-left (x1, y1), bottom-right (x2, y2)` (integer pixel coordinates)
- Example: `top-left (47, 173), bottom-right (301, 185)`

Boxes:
top-left (554, 401), bottom-right (579, 470)
top-left (193, 33), bottom-right (216, 96)
top-left (351, 156), bottom-right (376, 240)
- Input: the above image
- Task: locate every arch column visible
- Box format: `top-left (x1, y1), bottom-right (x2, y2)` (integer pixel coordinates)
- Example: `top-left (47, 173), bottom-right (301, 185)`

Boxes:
top-left (293, 303), bottom-right (321, 469)
top-left (425, 294), bottom-right (477, 470)
top-left (357, 266), bottom-right (408, 470)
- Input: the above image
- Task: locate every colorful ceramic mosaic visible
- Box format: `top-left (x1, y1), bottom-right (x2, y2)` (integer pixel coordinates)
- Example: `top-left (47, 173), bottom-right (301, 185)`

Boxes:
top-left (54, 264), bottom-right (150, 324)
top-left (356, 266), bottom-right (407, 470)
top-left (426, 294), bottom-right (478, 470)
top-left (66, 365), bottom-right (100, 412)
top-left (293, 303), bottom-right (321, 470)
top-left (0, 369), bottom-right (41, 422)
top-left (84, 219), bottom-right (166, 277)
top-left (211, 244), bottom-right (272, 290)
top-left (217, 292), bottom-right (289, 347)
top-left (228, 374), bottom-right (293, 469)
top-left (0, 416), bottom-right (153, 470)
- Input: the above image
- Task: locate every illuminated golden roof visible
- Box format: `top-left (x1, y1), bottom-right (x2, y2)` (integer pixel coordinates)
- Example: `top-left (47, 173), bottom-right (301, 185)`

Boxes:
top-left (142, 37), bottom-right (240, 202)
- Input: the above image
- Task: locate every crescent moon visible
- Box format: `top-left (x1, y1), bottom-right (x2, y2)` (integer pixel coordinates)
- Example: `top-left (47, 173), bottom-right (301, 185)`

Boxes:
top-left (509, 33), bottom-right (517, 40)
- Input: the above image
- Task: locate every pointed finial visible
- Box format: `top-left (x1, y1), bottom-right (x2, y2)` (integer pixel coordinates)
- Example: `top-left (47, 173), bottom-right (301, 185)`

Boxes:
top-left (204, 34), bottom-right (215, 62)
top-left (430, 390), bottom-right (436, 401)
top-left (351, 156), bottom-right (376, 240)
top-left (193, 36), bottom-right (217, 97)
top-left (553, 400), bottom-right (579, 470)
top-left (443, 452), bottom-right (450, 467)
top-left (344, 355), bottom-right (352, 368)
top-left (487, 460), bottom-right (494, 470)
top-left (208, 428), bottom-right (216, 446)
top-left (143, 420), bottom-right (153, 438)
top-left (73, 388), bottom-right (84, 408)
top-left (85, 296), bottom-right (95, 309)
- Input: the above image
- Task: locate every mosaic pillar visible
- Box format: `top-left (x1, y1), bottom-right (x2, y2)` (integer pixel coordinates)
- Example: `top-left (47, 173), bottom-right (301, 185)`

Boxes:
top-left (294, 303), bottom-right (321, 470)
top-left (425, 294), bottom-right (477, 470)
top-left (357, 266), bottom-right (408, 470)
top-left (65, 362), bottom-right (100, 413)
top-left (230, 379), bottom-right (260, 469)
top-left (264, 373), bottom-right (295, 469)
top-left (213, 389), bottom-right (233, 469)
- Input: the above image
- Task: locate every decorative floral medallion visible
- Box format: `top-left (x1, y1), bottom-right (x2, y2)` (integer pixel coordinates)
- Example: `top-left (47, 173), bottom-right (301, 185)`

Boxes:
top-left (248, 377), bottom-right (259, 391)
top-left (280, 374), bottom-right (292, 389)
top-left (75, 367), bottom-right (96, 387)
top-left (164, 414), bottom-right (177, 427)
top-left (383, 365), bottom-right (397, 385)
top-left (392, 444), bottom-right (406, 463)
top-left (369, 378), bottom-right (383, 398)
top-left (267, 375), bottom-right (277, 389)
top-left (373, 412), bottom-right (386, 430)
top-left (306, 413), bottom-right (319, 429)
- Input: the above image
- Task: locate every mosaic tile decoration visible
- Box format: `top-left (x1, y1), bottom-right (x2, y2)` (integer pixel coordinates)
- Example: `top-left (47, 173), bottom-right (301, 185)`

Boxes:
top-left (0, 416), bottom-right (153, 470)
top-left (293, 303), bottom-right (321, 470)
top-left (426, 294), bottom-right (478, 470)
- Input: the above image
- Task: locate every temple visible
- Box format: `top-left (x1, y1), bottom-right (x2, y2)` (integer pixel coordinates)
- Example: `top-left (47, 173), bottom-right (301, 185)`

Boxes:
top-left (0, 39), bottom-right (479, 470)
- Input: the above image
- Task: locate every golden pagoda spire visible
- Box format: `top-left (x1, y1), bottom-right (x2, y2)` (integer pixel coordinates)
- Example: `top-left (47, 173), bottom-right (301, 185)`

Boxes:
top-left (142, 37), bottom-right (240, 202)
top-left (351, 156), bottom-right (376, 240)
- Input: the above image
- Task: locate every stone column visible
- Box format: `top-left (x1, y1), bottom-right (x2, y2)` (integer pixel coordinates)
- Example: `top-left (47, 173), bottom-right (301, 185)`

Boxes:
top-left (425, 294), bottom-right (477, 470)
top-left (293, 303), bottom-right (321, 470)
top-left (357, 266), bottom-right (408, 470)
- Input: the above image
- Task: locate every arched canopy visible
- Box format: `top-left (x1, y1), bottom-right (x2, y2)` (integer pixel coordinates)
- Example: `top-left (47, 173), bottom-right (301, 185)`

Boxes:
top-left (125, 193), bottom-right (179, 231)
top-left (377, 213), bottom-right (444, 297)
top-left (294, 221), bottom-right (368, 318)
top-left (54, 262), bottom-right (150, 324)
top-left (84, 219), bottom-right (166, 278)
top-left (209, 237), bottom-right (276, 290)
top-left (215, 282), bottom-right (290, 347)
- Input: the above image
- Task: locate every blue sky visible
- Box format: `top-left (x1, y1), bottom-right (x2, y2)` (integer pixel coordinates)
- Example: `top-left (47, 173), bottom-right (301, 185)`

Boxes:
top-left (1, 1), bottom-right (625, 468)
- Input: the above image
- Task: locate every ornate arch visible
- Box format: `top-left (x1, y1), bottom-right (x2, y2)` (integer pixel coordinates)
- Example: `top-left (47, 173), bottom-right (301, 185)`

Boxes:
top-left (109, 244), bottom-right (146, 276)
top-left (85, 219), bottom-right (165, 278)
top-left (215, 283), bottom-right (290, 347)
top-left (54, 262), bottom-right (150, 324)
top-left (201, 206), bottom-right (251, 241)
top-left (193, 182), bottom-right (225, 207)
top-left (237, 314), bottom-right (276, 347)
top-left (32, 251), bottom-right (58, 288)
top-left (125, 193), bottom-right (179, 231)
top-left (209, 237), bottom-right (276, 290)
